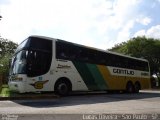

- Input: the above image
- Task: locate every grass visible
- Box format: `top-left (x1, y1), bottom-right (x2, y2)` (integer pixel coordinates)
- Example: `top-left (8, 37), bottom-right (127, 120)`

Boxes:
top-left (0, 85), bottom-right (10, 97)
top-left (0, 87), bottom-right (10, 97)
top-left (0, 84), bottom-right (53, 98)
top-left (0, 84), bottom-right (13, 97)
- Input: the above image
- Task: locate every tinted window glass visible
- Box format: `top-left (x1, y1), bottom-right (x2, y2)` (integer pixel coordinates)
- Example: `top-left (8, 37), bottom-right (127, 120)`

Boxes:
top-left (56, 40), bottom-right (149, 71)
top-left (27, 50), bottom-right (52, 77)
top-left (26, 37), bottom-right (52, 77)
top-left (29, 37), bottom-right (52, 52)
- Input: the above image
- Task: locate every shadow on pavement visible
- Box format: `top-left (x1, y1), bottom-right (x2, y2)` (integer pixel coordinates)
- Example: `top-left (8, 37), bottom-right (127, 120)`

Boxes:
top-left (13, 90), bottom-right (160, 108)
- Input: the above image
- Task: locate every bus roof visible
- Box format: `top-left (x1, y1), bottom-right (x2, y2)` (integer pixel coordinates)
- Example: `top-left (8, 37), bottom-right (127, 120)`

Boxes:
top-left (29, 35), bottom-right (148, 62)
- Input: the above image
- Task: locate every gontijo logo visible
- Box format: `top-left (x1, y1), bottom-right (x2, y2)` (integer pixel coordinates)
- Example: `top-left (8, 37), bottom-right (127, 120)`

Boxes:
top-left (113, 68), bottom-right (134, 75)
top-left (30, 80), bottom-right (49, 89)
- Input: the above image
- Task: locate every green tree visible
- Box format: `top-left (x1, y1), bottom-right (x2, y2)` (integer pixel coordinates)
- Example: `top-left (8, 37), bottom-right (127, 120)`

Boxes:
top-left (109, 36), bottom-right (160, 85)
top-left (0, 37), bottom-right (17, 57)
top-left (109, 42), bottom-right (128, 54)
top-left (0, 37), bottom-right (18, 78)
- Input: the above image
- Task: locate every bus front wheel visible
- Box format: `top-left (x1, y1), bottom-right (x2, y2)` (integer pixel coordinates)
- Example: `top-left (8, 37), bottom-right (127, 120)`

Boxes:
top-left (54, 78), bottom-right (71, 96)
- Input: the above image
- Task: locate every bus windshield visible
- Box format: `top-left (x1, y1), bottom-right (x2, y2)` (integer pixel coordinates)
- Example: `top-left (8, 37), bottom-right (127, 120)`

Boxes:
top-left (10, 36), bottom-right (52, 77)
top-left (10, 50), bottom-right (28, 75)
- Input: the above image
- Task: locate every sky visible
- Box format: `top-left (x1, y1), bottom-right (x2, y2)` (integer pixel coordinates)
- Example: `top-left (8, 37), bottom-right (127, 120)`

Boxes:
top-left (0, 0), bottom-right (160, 50)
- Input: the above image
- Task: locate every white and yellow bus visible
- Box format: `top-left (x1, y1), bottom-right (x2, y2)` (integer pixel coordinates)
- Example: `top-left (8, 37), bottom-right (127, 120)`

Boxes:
top-left (8, 36), bottom-right (151, 95)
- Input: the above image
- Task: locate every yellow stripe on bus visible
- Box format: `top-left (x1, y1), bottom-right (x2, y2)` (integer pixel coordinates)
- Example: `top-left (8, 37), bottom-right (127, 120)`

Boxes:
top-left (97, 65), bottom-right (127, 90)
top-left (97, 65), bottom-right (151, 90)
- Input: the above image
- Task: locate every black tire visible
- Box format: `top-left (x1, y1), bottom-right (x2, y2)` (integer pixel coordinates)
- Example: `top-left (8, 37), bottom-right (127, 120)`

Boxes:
top-left (126, 82), bottom-right (134, 93)
top-left (55, 81), bottom-right (70, 96)
top-left (134, 82), bottom-right (141, 93)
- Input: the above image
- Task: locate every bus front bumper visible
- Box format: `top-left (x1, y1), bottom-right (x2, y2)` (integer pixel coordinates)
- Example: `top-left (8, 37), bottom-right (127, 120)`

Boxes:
top-left (8, 82), bottom-right (25, 93)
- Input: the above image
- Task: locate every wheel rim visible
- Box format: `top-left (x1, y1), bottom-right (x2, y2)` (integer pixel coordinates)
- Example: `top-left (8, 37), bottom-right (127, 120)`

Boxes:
top-left (57, 83), bottom-right (68, 95)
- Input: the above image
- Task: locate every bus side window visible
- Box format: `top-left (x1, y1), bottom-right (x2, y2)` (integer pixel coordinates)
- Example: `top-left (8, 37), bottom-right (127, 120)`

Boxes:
top-left (56, 42), bottom-right (67, 59)
top-left (98, 52), bottom-right (107, 65)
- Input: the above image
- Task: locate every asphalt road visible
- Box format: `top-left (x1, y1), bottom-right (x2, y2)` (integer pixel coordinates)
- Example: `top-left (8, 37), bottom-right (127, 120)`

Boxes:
top-left (0, 90), bottom-right (160, 120)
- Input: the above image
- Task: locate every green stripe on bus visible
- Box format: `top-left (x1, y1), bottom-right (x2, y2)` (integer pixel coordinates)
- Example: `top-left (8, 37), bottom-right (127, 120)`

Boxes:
top-left (86, 64), bottom-right (108, 90)
top-left (73, 61), bottom-right (99, 90)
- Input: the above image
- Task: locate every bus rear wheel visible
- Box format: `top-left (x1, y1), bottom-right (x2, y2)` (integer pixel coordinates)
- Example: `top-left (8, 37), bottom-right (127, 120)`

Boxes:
top-left (126, 82), bottom-right (134, 93)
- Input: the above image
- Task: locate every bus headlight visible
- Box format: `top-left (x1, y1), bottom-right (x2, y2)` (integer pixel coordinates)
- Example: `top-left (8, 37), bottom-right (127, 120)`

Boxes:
top-left (17, 77), bottom-right (23, 81)
top-left (11, 76), bottom-right (23, 81)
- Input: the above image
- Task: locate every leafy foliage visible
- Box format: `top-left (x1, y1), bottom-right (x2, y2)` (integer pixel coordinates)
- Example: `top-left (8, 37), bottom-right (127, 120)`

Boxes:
top-left (0, 38), bottom-right (18, 75)
top-left (0, 38), bottom-right (18, 57)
